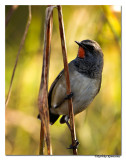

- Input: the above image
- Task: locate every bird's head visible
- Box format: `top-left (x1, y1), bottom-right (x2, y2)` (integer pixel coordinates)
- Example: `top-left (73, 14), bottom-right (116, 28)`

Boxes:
top-left (75, 39), bottom-right (103, 60)
top-left (74, 39), bottom-right (104, 78)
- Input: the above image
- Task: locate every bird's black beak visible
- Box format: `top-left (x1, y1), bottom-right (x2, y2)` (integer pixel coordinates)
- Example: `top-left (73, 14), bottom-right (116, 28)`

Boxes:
top-left (75, 41), bottom-right (81, 46)
top-left (75, 41), bottom-right (84, 48)
top-left (75, 41), bottom-right (86, 49)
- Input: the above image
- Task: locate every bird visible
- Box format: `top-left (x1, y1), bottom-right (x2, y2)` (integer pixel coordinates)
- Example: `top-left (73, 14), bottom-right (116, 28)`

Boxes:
top-left (48, 39), bottom-right (103, 124)
top-left (38, 39), bottom-right (104, 148)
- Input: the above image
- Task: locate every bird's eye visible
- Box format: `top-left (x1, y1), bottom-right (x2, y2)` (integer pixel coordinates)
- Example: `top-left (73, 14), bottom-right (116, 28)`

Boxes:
top-left (85, 45), bottom-right (94, 50)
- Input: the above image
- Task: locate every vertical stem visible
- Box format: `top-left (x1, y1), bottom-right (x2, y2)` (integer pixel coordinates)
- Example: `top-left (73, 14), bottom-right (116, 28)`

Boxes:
top-left (38, 6), bottom-right (54, 155)
top-left (39, 123), bottom-right (44, 155)
top-left (57, 5), bottom-right (77, 155)
top-left (6, 5), bottom-right (19, 26)
top-left (5, 6), bottom-right (32, 108)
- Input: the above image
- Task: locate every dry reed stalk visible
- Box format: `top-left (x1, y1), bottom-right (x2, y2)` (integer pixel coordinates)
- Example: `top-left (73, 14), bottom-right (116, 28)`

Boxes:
top-left (5, 6), bottom-right (32, 108)
top-left (38, 6), bottom-right (55, 155)
top-left (6, 5), bottom-right (19, 26)
top-left (57, 5), bottom-right (77, 155)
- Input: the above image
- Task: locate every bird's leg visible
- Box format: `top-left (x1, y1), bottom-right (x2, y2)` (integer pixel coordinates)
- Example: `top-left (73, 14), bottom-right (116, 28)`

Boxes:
top-left (60, 115), bottom-right (71, 131)
top-left (65, 118), bottom-right (80, 149)
top-left (64, 116), bottom-right (71, 131)
top-left (60, 115), bottom-right (80, 149)
top-left (65, 120), bottom-right (71, 131)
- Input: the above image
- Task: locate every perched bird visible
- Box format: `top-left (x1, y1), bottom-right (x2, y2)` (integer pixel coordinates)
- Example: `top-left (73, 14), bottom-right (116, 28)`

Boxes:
top-left (48, 39), bottom-right (104, 125)
top-left (38, 39), bottom-right (103, 148)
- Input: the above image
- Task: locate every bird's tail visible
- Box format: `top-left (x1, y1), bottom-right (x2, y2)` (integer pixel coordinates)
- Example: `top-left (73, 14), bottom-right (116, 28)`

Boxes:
top-left (49, 112), bottom-right (59, 125)
top-left (37, 112), bottom-right (59, 125)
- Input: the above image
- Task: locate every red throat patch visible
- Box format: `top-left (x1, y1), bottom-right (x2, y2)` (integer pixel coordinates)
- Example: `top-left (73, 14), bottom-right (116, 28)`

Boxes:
top-left (78, 47), bottom-right (85, 58)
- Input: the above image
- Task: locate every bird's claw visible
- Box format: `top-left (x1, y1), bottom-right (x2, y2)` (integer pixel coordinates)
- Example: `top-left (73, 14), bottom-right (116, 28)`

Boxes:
top-left (67, 139), bottom-right (80, 149)
top-left (65, 92), bottom-right (73, 100)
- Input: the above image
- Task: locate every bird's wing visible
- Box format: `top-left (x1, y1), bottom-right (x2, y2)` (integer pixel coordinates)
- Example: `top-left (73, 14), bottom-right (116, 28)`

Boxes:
top-left (48, 70), bottom-right (64, 108)
top-left (48, 70), bottom-right (65, 124)
top-left (49, 62), bottom-right (75, 110)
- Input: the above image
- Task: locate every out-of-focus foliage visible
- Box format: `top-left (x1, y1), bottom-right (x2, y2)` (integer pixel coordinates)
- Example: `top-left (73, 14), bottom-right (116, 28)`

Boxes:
top-left (5, 5), bottom-right (121, 155)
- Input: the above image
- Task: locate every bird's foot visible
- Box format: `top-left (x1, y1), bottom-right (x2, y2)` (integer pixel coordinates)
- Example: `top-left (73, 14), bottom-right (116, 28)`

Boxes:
top-left (67, 139), bottom-right (80, 149)
top-left (65, 92), bottom-right (73, 100)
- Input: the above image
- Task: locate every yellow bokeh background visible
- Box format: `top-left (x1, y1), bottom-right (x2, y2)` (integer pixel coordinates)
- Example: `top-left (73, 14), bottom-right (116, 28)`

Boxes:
top-left (5, 5), bottom-right (121, 155)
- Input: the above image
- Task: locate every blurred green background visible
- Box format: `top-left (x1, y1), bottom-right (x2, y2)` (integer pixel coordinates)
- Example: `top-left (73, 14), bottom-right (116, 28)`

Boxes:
top-left (5, 5), bottom-right (121, 155)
